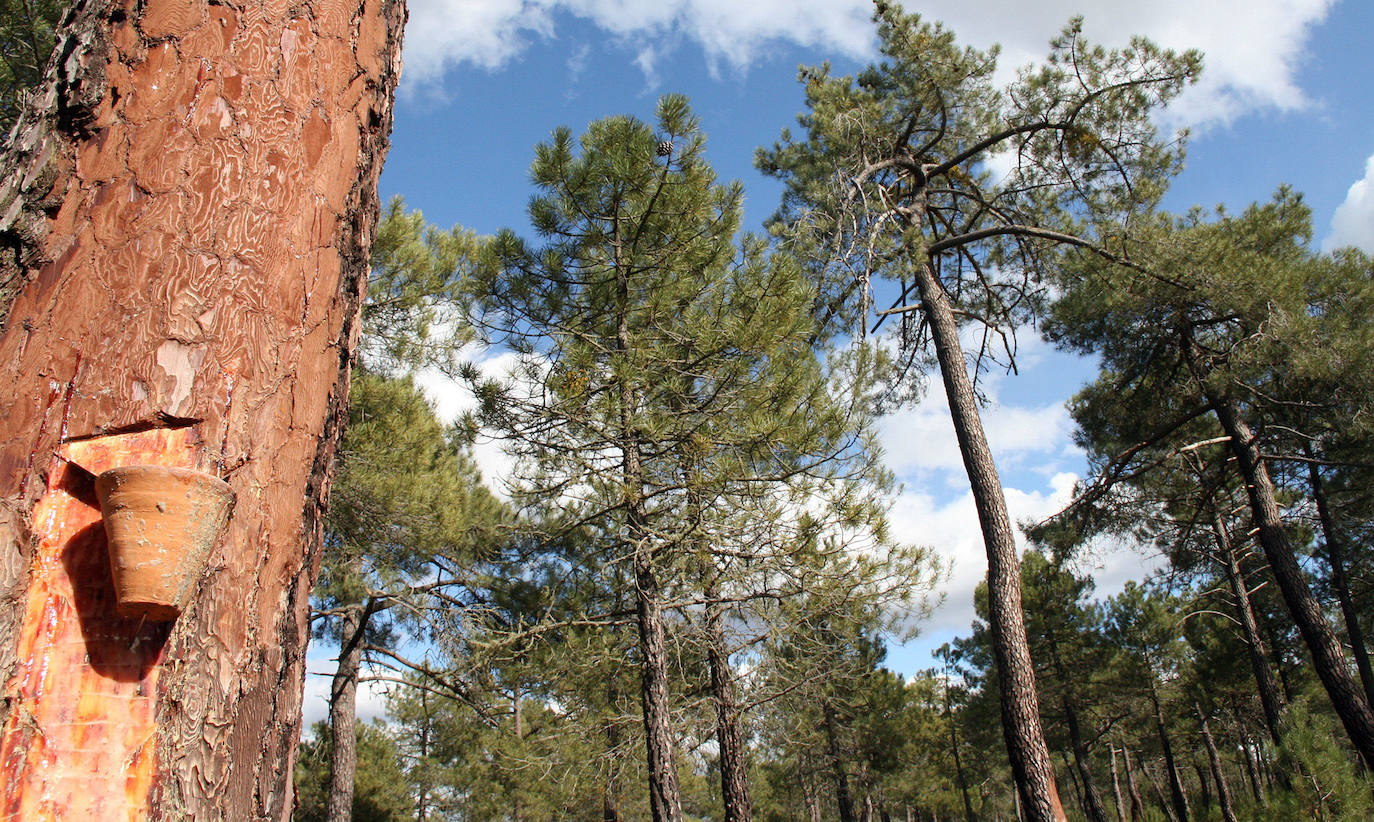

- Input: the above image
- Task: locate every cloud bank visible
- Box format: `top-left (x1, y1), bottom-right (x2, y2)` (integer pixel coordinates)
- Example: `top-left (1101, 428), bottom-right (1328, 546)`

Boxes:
top-left (401, 0), bottom-right (1334, 128)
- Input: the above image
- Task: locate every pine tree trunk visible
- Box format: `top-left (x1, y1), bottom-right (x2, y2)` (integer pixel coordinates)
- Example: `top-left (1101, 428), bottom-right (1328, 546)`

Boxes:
top-left (615, 232), bottom-right (682, 822)
top-left (1062, 694), bottom-right (1109, 822)
top-left (1306, 454), bottom-right (1374, 710)
top-left (800, 758), bottom-right (822, 822)
top-left (415, 688), bottom-right (432, 822)
top-left (1048, 632), bottom-right (1106, 822)
top-left (0, 0), bottom-right (403, 816)
top-left (1196, 704), bottom-right (1237, 822)
top-left (824, 701), bottom-right (858, 822)
top-left (912, 259), bottom-right (1065, 822)
top-left (944, 678), bottom-right (977, 822)
top-left (633, 546), bottom-right (681, 822)
top-left (1201, 386), bottom-right (1374, 770)
top-left (1190, 760), bottom-right (1210, 815)
top-left (602, 699), bottom-right (623, 822)
top-left (1148, 679), bottom-right (1190, 822)
top-left (1109, 746), bottom-right (1127, 822)
top-left (705, 590), bottom-right (753, 822)
top-left (1121, 746), bottom-right (1145, 822)
top-left (1211, 508), bottom-right (1286, 745)
top-left (1240, 739), bottom-right (1265, 807)
top-left (1141, 762), bottom-right (1178, 822)
top-left (325, 597), bottom-right (370, 822)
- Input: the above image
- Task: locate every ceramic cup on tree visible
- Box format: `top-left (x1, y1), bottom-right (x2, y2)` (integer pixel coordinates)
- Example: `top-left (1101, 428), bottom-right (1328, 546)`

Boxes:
top-left (95, 465), bottom-right (235, 621)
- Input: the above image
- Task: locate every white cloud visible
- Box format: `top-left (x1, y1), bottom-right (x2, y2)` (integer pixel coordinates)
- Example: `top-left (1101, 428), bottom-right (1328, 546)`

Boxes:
top-left (889, 471), bottom-right (1161, 639)
top-left (412, 348), bottom-right (524, 499)
top-left (1324, 151), bottom-right (1374, 254)
top-left (913, 0), bottom-right (1333, 127)
top-left (879, 394), bottom-right (1072, 487)
top-left (401, 0), bottom-right (874, 93)
top-left (399, 0), bottom-right (1332, 128)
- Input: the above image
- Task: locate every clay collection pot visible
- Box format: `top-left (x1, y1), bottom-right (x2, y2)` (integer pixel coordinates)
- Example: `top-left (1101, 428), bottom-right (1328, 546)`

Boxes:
top-left (94, 465), bottom-right (235, 621)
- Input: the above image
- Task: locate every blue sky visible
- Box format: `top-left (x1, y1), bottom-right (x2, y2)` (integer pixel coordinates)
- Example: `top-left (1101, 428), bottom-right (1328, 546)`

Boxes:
top-left (306, 0), bottom-right (1374, 721)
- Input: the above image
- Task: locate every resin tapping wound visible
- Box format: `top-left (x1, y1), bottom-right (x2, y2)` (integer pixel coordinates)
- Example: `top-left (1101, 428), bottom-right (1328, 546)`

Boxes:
top-left (0, 427), bottom-right (200, 820)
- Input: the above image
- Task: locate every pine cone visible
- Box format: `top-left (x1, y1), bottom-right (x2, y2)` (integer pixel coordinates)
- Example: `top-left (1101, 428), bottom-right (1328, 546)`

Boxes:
top-left (656, 140), bottom-right (672, 157)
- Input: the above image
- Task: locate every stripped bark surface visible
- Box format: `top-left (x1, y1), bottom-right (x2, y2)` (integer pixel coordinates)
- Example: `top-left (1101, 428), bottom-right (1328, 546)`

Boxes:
top-left (0, 0), bottom-right (406, 816)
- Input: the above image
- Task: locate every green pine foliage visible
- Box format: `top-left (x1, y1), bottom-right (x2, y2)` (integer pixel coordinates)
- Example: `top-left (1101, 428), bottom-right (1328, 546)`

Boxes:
top-left (0, 0), bottom-right (63, 134)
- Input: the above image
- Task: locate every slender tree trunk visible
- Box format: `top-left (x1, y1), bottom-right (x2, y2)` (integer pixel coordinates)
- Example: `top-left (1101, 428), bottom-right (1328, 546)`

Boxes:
top-left (415, 689), bottom-right (432, 822)
top-left (824, 701), bottom-right (858, 822)
top-left (1211, 508), bottom-right (1286, 745)
top-left (1148, 679), bottom-right (1190, 822)
top-left (944, 678), bottom-right (977, 822)
top-left (705, 588), bottom-right (752, 822)
top-left (615, 238), bottom-right (682, 822)
top-left (0, 0), bottom-right (403, 816)
top-left (325, 594), bottom-right (372, 822)
top-left (913, 259), bottom-right (1065, 822)
top-left (1109, 747), bottom-right (1127, 822)
top-left (632, 548), bottom-right (681, 822)
top-left (1062, 696), bottom-right (1108, 822)
top-left (1306, 454), bottom-right (1374, 710)
top-left (1256, 606), bottom-right (1298, 704)
top-left (1240, 739), bottom-right (1265, 806)
top-left (1142, 762), bottom-right (1179, 822)
top-left (1190, 759), bottom-right (1210, 815)
top-left (800, 756), bottom-right (822, 822)
top-left (1060, 752), bottom-right (1084, 816)
top-left (1196, 704), bottom-right (1237, 822)
top-left (1121, 747), bottom-right (1145, 822)
top-left (1201, 386), bottom-right (1374, 770)
top-left (602, 700), bottom-right (623, 822)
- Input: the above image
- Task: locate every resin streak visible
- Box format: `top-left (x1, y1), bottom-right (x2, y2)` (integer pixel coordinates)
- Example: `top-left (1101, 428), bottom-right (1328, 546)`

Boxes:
top-left (0, 429), bottom-right (197, 821)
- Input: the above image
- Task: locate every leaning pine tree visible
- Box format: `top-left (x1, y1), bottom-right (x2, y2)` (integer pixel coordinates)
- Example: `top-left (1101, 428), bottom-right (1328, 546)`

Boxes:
top-left (467, 95), bottom-right (900, 822)
top-left (757, 4), bottom-right (1199, 819)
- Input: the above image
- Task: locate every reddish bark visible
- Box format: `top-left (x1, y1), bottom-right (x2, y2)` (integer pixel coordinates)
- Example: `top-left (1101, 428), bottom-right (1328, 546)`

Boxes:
top-left (0, 0), bottom-right (405, 816)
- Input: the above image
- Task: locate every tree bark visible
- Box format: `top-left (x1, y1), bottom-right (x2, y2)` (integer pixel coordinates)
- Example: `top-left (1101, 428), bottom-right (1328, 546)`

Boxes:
top-left (1210, 508), bottom-right (1286, 745)
top-left (0, 0), bottom-right (403, 816)
top-left (415, 688), bottom-right (432, 822)
top-left (705, 588), bottom-right (753, 822)
top-left (1061, 694), bottom-right (1109, 822)
top-left (1047, 631), bottom-right (1107, 822)
top-left (913, 259), bottom-right (1065, 822)
top-left (1306, 454), bottom-right (1374, 711)
top-left (1196, 704), bottom-right (1237, 822)
top-left (799, 757), bottom-right (822, 822)
top-left (1190, 759), bottom-right (1210, 816)
top-left (1109, 746), bottom-right (1127, 822)
top-left (1141, 762), bottom-right (1179, 822)
top-left (943, 677), bottom-right (977, 822)
top-left (632, 542), bottom-right (681, 822)
top-left (1201, 385), bottom-right (1374, 770)
top-left (1148, 679), bottom-right (1189, 822)
top-left (325, 596), bottom-right (371, 822)
top-left (1121, 746), bottom-right (1145, 822)
top-left (824, 701), bottom-right (858, 822)
top-left (614, 228), bottom-right (682, 822)
top-left (1241, 739), bottom-right (1265, 807)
